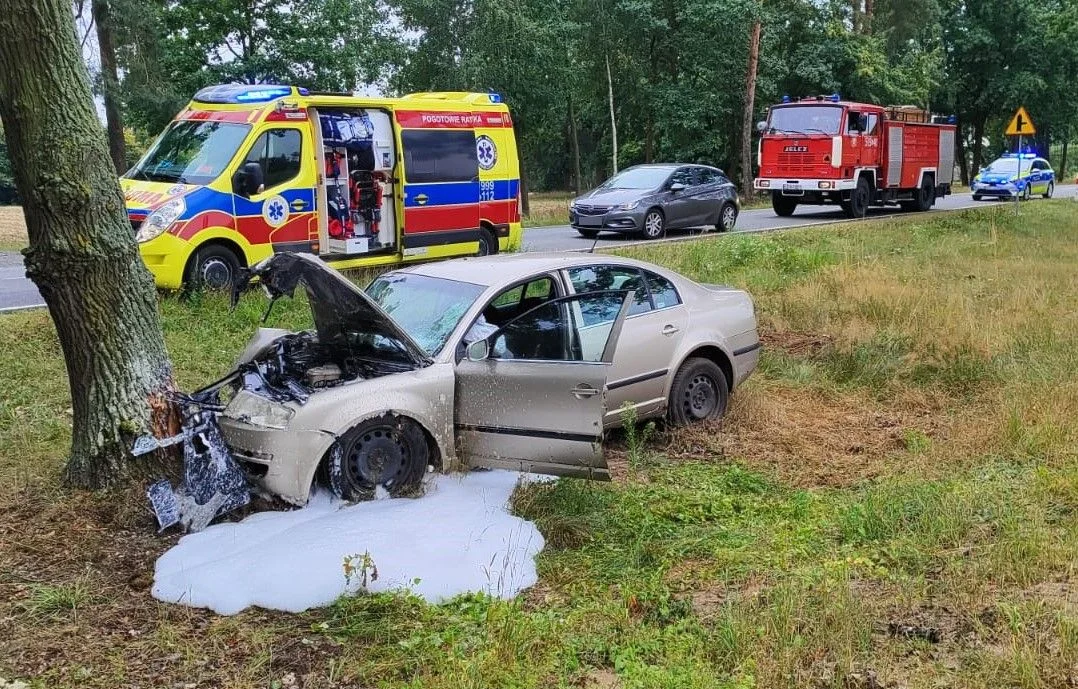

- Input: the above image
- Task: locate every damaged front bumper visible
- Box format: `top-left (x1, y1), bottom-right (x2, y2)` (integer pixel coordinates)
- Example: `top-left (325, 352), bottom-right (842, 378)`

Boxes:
top-left (219, 418), bottom-right (337, 506)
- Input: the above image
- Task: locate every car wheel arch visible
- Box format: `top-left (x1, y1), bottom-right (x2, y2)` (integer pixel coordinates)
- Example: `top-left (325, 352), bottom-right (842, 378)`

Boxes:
top-left (183, 237), bottom-right (248, 288)
top-left (668, 344), bottom-right (735, 397)
top-left (307, 409), bottom-right (447, 500)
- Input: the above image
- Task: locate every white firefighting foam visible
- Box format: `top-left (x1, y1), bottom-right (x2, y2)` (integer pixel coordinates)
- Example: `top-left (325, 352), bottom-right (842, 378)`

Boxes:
top-left (152, 471), bottom-right (544, 615)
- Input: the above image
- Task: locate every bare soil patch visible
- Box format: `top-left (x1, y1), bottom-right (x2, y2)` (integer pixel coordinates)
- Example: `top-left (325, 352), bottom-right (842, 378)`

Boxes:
top-left (0, 207), bottom-right (27, 249)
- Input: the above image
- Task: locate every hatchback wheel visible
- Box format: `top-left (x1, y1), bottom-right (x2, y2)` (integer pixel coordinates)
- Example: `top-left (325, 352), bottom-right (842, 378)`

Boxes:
top-left (667, 357), bottom-right (729, 426)
top-left (1044, 182), bottom-right (1054, 199)
top-left (717, 202), bottom-right (738, 232)
top-left (642, 209), bottom-right (665, 239)
top-left (327, 415), bottom-right (429, 500)
top-left (1021, 183), bottom-right (1031, 201)
top-left (577, 228), bottom-right (600, 239)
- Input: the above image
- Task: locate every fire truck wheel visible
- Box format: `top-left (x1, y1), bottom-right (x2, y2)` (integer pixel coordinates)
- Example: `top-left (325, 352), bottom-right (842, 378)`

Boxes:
top-left (845, 177), bottom-right (870, 218)
top-left (185, 243), bottom-right (241, 291)
top-left (717, 202), bottom-right (738, 232)
top-left (1044, 182), bottom-right (1054, 199)
top-left (642, 209), bottom-right (665, 239)
top-left (915, 178), bottom-right (934, 211)
top-left (771, 192), bottom-right (797, 217)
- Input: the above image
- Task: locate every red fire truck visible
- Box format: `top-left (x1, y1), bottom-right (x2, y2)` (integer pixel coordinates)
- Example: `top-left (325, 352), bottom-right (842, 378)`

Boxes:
top-left (754, 95), bottom-right (956, 218)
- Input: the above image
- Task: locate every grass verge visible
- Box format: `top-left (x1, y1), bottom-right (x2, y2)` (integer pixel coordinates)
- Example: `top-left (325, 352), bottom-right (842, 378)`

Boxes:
top-left (1, 202), bottom-right (1076, 688)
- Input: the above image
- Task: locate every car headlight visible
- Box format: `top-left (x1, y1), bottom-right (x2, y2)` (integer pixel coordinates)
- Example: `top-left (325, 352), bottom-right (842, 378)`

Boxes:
top-left (136, 197), bottom-right (185, 243)
top-left (224, 390), bottom-right (294, 429)
top-left (617, 200), bottom-right (640, 210)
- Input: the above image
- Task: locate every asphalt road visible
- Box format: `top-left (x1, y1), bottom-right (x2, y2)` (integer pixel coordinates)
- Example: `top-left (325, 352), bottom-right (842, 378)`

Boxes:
top-left (2, 187), bottom-right (1074, 313)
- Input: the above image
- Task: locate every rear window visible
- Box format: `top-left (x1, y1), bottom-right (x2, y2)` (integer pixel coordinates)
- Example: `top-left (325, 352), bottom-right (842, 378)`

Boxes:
top-left (402, 130), bottom-right (479, 183)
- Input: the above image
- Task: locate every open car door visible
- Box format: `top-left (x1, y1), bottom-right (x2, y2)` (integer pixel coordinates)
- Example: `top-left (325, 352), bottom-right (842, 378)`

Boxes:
top-left (454, 291), bottom-right (631, 479)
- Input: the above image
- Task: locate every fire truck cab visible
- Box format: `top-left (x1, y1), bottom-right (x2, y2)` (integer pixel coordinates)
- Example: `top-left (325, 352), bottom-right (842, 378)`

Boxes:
top-left (754, 95), bottom-right (956, 218)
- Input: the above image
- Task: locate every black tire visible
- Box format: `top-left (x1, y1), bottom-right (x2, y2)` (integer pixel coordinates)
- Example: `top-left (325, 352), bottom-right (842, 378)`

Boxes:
top-left (1021, 184), bottom-right (1031, 202)
top-left (1043, 182), bottom-right (1054, 199)
top-left (327, 415), bottom-right (429, 500)
top-left (772, 192), bottom-right (797, 217)
top-left (642, 208), bottom-right (665, 239)
top-left (477, 228), bottom-right (498, 256)
top-left (915, 177), bottom-right (934, 211)
top-left (844, 176), bottom-right (871, 218)
top-left (667, 357), bottom-right (730, 426)
top-left (577, 228), bottom-right (600, 239)
top-left (972, 194), bottom-right (982, 201)
top-left (185, 243), bottom-right (241, 291)
top-left (717, 202), bottom-right (738, 232)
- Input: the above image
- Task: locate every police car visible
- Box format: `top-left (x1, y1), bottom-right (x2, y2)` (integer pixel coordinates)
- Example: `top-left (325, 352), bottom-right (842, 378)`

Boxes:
top-left (972, 152), bottom-right (1055, 201)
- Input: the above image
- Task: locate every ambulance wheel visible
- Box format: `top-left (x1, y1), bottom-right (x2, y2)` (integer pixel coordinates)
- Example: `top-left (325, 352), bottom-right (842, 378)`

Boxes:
top-left (476, 228), bottom-right (498, 256)
top-left (717, 202), bottom-right (738, 232)
top-left (1044, 182), bottom-right (1054, 199)
top-left (642, 208), bottom-right (665, 239)
top-left (772, 192), bottom-right (797, 217)
top-left (185, 244), bottom-right (241, 291)
top-left (844, 177), bottom-right (870, 218)
top-left (328, 415), bottom-right (429, 500)
top-left (577, 229), bottom-right (600, 239)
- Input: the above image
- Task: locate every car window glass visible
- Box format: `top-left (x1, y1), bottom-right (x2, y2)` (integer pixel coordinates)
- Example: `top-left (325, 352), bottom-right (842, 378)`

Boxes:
top-left (698, 168), bottom-right (721, 185)
top-left (466, 276), bottom-right (556, 342)
top-left (567, 265), bottom-right (650, 316)
top-left (669, 168), bottom-right (696, 187)
top-left (242, 129), bottom-right (302, 189)
top-left (645, 271), bottom-right (681, 309)
top-left (401, 130), bottom-right (479, 183)
top-left (489, 292), bottom-right (625, 362)
top-left (864, 113), bottom-right (879, 136)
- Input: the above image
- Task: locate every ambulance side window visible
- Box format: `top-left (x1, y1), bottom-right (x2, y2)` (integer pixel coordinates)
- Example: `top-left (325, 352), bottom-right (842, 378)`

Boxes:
top-left (242, 129), bottom-right (303, 190)
top-left (402, 130), bottom-right (479, 183)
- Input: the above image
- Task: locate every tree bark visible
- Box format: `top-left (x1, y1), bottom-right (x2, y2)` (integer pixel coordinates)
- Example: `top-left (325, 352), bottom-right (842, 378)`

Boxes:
top-left (863, 0), bottom-right (873, 33)
top-left (92, 0), bottom-right (127, 174)
top-left (606, 54), bottom-right (618, 175)
top-left (741, 19), bottom-right (762, 199)
top-left (0, 0), bottom-right (176, 489)
top-left (515, 124), bottom-right (530, 216)
top-left (1061, 137), bottom-right (1069, 183)
top-left (956, 119), bottom-right (970, 186)
top-left (568, 97), bottom-right (582, 194)
top-left (972, 117), bottom-right (986, 175)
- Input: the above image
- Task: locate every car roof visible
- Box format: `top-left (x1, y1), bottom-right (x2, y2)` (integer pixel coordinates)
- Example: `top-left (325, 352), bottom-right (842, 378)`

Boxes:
top-left (390, 252), bottom-right (656, 287)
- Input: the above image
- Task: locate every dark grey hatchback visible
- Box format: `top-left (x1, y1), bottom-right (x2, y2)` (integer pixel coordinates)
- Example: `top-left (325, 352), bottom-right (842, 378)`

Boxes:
top-left (569, 164), bottom-right (740, 239)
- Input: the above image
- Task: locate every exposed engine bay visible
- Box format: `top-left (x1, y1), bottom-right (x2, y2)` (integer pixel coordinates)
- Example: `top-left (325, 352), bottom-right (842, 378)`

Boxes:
top-left (135, 252), bottom-right (431, 533)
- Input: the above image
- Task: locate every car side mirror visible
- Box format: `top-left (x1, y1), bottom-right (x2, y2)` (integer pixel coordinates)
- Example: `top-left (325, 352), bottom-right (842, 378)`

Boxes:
top-left (232, 162), bottom-right (264, 197)
top-left (669, 182), bottom-right (686, 193)
top-left (756, 120), bottom-right (767, 133)
top-left (466, 339), bottom-right (490, 362)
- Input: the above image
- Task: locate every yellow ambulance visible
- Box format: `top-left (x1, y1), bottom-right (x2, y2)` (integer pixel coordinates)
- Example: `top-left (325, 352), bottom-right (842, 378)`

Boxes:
top-left (122, 84), bottom-right (522, 289)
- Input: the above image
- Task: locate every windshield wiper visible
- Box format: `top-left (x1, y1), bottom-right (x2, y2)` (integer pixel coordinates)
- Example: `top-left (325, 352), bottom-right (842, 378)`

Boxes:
top-left (774, 129), bottom-right (810, 137)
top-left (804, 128), bottom-right (832, 135)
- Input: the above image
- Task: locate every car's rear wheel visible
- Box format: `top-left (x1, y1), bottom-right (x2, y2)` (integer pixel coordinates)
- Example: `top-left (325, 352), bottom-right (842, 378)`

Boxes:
top-left (772, 192), bottom-right (797, 217)
top-left (1044, 182), bottom-right (1054, 199)
top-left (577, 228), bottom-right (600, 239)
top-left (667, 357), bottom-right (729, 426)
top-left (476, 228), bottom-right (498, 256)
top-left (327, 415), bottom-right (429, 500)
top-left (717, 202), bottom-right (738, 232)
top-left (642, 208), bottom-right (665, 239)
top-left (185, 243), bottom-right (241, 291)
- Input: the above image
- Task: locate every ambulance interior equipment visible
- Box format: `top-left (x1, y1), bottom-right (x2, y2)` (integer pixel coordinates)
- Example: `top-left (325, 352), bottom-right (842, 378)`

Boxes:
top-left (312, 108), bottom-right (398, 256)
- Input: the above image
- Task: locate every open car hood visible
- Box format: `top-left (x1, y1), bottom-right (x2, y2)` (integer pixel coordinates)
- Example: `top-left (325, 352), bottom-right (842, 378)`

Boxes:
top-left (234, 253), bottom-right (431, 368)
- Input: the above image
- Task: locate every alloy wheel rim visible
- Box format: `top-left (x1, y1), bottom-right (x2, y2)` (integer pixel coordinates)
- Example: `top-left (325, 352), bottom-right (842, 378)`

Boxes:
top-left (722, 207), bottom-right (736, 228)
top-left (645, 212), bottom-right (662, 237)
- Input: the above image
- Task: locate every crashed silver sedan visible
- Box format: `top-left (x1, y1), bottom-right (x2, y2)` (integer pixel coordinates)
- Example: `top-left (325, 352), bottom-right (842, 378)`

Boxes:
top-left (206, 251), bottom-right (759, 505)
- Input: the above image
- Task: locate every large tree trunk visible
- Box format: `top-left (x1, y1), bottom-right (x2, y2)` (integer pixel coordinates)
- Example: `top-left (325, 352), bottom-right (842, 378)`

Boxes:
top-left (1061, 138), bottom-right (1069, 183)
top-left (956, 117), bottom-right (969, 185)
top-left (972, 117), bottom-right (986, 175)
top-left (741, 19), bottom-right (762, 199)
top-left (606, 54), bottom-right (618, 175)
top-left (0, 0), bottom-right (176, 489)
top-left (93, 0), bottom-right (127, 174)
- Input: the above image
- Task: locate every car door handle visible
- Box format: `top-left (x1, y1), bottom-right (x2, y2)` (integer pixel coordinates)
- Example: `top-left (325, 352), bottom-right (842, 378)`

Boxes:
top-left (290, 199), bottom-right (308, 211)
top-left (661, 325), bottom-right (680, 336)
top-left (571, 384), bottom-right (600, 399)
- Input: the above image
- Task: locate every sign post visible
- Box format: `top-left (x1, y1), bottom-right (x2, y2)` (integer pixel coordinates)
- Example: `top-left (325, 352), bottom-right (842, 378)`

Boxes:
top-left (1005, 107), bottom-right (1036, 215)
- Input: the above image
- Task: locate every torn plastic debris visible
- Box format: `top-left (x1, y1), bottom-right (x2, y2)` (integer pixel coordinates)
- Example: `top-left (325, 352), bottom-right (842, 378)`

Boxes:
top-left (134, 406), bottom-right (250, 533)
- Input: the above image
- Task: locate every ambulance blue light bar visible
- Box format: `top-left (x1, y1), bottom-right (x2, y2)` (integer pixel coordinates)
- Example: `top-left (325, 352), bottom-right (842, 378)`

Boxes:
top-left (488, 92), bottom-right (503, 103)
top-left (193, 84), bottom-right (297, 104)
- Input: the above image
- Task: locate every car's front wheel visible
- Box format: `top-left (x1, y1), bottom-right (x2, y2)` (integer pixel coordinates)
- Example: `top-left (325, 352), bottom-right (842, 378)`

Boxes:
top-left (1021, 184), bottom-right (1031, 201)
top-left (972, 194), bottom-right (982, 201)
top-left (577, 228), bottom-right (600, 239)
top-left (185, 243), bottom-right (242, 291)
top-left (717, 202), bottom-right (738, 232)
top-left (327, 415), bottom-right (429, 500)
top-left (667, 357), bottom-right (729, 426)
top-left (642, 208), bottom-right (665, 239)
top-left (1044, 182), bottom-right (1054, 199)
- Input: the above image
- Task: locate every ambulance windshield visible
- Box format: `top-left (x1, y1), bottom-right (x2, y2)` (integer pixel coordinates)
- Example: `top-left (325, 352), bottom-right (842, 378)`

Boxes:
top-left (127, 120), bottom-right (251, 185)
top-left (768, 105), bottom-right (842, 135)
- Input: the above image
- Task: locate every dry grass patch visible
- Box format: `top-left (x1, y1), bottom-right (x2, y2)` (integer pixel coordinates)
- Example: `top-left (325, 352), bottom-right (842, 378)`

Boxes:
top-left (0, 206), bottom-right (27, 249)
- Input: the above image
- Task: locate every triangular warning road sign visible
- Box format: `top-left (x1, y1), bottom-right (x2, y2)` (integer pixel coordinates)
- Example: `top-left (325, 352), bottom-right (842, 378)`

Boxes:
top-left (1005, 107), bottom-right (1036, 136)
